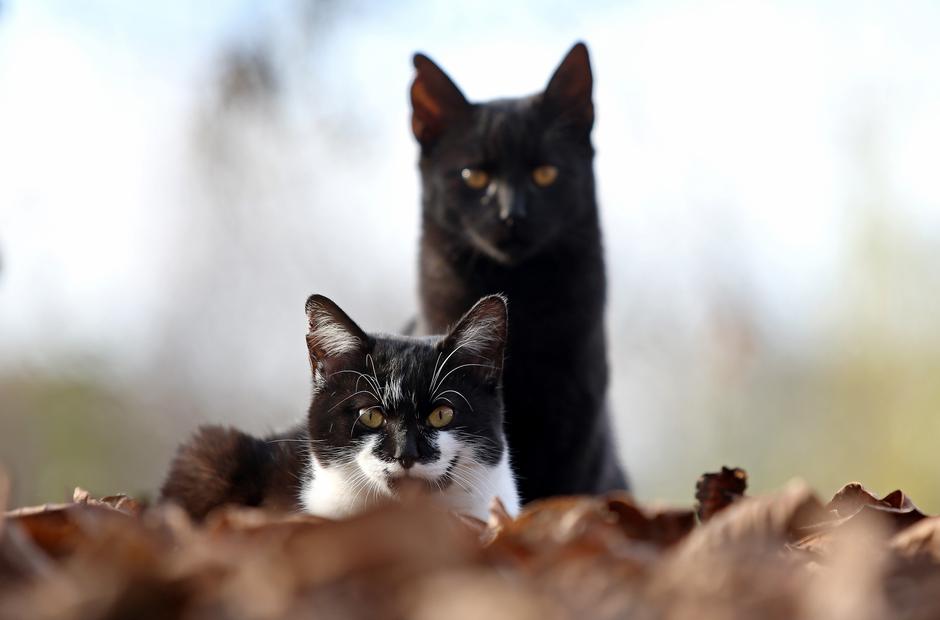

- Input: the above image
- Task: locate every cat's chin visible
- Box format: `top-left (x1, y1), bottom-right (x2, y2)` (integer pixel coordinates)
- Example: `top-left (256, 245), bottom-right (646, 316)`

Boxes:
top-left (386, 474), bottom-right (451, 495)
top-left (465, 228), bottom-right (541, 266)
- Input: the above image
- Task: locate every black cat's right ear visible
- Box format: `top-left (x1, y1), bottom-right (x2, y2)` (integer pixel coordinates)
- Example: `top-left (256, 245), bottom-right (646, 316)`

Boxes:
top-left (542, 42), bottom-right (594, 129)
top-left (410, 53), bottom-right (470, 148)
top-left (305, 295), bottom-right (369, 370)
top-left (441, 294), bottom-right (508, 380)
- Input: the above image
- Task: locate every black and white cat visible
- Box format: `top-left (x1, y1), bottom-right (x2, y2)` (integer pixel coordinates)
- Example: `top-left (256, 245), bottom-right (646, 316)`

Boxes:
top-left (410, 42), bottom-right (628, 502)
top-left (161, 294), bottom-right (519, 521)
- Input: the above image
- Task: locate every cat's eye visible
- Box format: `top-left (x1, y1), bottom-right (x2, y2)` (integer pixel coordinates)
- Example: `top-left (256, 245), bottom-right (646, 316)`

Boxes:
top-left (427, 405), bottom-right (455, 429)
top-left (461, 168), bottom-right (490, 190)
top-left (358, 407), bottom-right (385, 429)
top-left (532, 165), bottom-right (558, 187)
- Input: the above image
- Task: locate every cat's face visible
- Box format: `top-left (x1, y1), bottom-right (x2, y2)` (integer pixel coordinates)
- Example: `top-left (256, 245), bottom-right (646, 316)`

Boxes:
top-left (412, 43), bottom-right (596, 265)
top-left (303, 294), bottom-right (507, 500)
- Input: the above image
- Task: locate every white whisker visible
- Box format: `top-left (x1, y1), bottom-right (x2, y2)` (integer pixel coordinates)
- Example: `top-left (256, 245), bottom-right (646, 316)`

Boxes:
top-left (432, 363), bottom-right (495, 399)
top-left (434, 389), bottom-right (474, 411)
top-left (328, 390), bottom-right (379, 412)
top-left (429, 341), bottom-right (475, 396)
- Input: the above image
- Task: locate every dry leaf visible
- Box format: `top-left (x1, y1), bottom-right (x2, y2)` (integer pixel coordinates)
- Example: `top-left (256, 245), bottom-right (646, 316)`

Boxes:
top-left (73, 487), bottom-right (144, 517)
top-left (695, 466), bottom-right (748, 522)
top-left (0, 474), bottom-right (936, 620)
top-left (890, 516), bottom-right (940, 562)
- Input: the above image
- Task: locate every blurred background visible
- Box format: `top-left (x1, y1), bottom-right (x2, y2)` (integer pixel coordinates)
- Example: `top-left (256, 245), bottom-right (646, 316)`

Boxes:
top-left (1, 0), bottom-right (938, 510)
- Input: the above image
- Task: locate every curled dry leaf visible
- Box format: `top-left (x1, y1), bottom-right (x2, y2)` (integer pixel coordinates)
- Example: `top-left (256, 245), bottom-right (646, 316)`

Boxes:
top-left (695, 466), bottom-right (748, 522)
top-left (890, 516), bottom-right (940, 562)
top-left (825, 484), bottom-right (926, 530)
top-left (73, 487), bottom-right (144, 517)
top-left (794, 483), bottom-right (928, 555)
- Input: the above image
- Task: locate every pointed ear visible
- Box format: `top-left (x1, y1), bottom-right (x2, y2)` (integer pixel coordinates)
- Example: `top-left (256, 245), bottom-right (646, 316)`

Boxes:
top-left (410, 53), bottom-right (470, 148)
top-left (304, 295), bottom-right (369, 370)
top-left (542, 42), bottom-right (594, 128)
top-left (441, 294), bottom-right (508, 380)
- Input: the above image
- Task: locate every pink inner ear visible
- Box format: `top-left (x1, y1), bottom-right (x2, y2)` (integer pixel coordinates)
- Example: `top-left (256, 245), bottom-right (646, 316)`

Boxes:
top-left (410, 55), bottom-right (469, 144)
top-left (411, 77), bottom-right (444, 140)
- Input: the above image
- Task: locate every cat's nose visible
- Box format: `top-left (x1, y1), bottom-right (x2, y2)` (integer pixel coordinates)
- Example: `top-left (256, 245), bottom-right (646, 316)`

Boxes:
top-left (497, 183), bottom-right (526, 224)
top-left (394, 434), bottom-right (419, 470)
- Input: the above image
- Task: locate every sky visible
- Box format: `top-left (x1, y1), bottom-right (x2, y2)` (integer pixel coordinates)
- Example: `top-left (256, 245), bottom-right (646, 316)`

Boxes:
top-left (1, 0), bottom-right (939, 503)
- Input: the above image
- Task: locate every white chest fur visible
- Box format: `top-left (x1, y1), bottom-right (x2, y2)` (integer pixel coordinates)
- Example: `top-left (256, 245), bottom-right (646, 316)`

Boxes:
top-left (299, 433), bottom-right (520, 521)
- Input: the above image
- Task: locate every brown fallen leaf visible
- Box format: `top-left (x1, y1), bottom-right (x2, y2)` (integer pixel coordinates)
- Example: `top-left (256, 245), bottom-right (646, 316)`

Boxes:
top-left (1, 474), bottom-right (937, 620)
top-left (644, 480), bottom-right (832, 620)
top-left (405, 569), bottom-right (563, 620)
top-left (794, 483), bottom-right (928, 555)
top-left (883, 516), bottom-right (940, 620)
top-left (5, 502), bottom-right (132, 559)
top-left (890, 516), bottom-right (940, 562)
top-left (606, 494), bottom-right (695, 547)
top-left (798, 511), bottom-right (892, 620)
top-left (679, 479), bottom-right (828, 559)
top-left (826, 483), bottom-right (924, 523)
top-left (489, 494), bottom-right (688, 566)
top-left (0, 471), bottom-right (56, 581)
top-left (72, 487), bottom-right (144, 517)
top-left (695, 466), bottom-right (748, 522)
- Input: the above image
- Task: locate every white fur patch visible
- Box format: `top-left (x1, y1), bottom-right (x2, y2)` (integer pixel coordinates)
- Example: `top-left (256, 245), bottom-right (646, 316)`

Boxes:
top-left (299, 431), bottom-right (519, 521)
top-left (300, 436), bottom-right (391, 518)
top-left (437, 438), bottom-right (520, 520)
top-left (452, 313), bottom-right (503, 358)
top-left (308, 312), bottom-right (361, 357)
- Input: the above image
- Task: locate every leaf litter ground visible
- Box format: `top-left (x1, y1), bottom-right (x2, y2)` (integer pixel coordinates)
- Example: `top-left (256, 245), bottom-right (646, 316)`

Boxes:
top-left (2, 468), bottom-right (939, 619)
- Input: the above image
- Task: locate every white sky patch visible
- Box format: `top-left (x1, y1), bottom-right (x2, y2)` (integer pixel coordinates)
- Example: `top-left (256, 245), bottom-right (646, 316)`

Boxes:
top-left (1, 0), bottom-right (939, 498)
top-left (2, 1), bottom-right (938, 364)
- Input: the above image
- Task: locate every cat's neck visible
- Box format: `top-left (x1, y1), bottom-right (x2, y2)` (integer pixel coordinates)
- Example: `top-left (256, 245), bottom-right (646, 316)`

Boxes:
top-left (418, 207), bottom-right (606, 333)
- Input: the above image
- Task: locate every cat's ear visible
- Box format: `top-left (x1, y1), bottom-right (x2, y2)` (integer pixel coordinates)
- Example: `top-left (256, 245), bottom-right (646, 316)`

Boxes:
top-left (411, 53), bottom-right (470, 148)
top-left (304, 294), bottom-right (369, 370)
top-left (441, 294), bottom-right (508, 380)
top-left (542, 42), bottom-right (594, 128)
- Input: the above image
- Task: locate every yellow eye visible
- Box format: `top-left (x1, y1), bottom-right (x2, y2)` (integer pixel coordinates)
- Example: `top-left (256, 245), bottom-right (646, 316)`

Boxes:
top-left (427, 405), bottom-right (455, 429)
top-left (532, 165), bottom-right (558, 187)
top-left (461, 168), bottom-right (490, 190)
top-left (358, 407), bottom-right (385, 429)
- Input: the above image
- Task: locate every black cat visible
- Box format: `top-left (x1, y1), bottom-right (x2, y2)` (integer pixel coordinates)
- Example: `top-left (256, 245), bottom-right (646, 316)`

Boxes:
top-left (161, 294), bottom-right (519, 520)
top-left (410, 42), bottom-right (627, 502)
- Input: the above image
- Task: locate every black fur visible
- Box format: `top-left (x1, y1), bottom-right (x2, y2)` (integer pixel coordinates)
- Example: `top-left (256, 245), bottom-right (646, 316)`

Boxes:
top-left (159, 424), bottom-right (305, 520)
top-left (411, 42), bottom-right (628, 502)
top-left (161, 294), bottom-right (509, 518)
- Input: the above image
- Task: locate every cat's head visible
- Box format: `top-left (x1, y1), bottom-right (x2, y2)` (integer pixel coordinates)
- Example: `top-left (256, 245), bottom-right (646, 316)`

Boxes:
top-left (304, 293), bottom-right (508, 499)
top-left (411, 42), bottom-right (596, 265)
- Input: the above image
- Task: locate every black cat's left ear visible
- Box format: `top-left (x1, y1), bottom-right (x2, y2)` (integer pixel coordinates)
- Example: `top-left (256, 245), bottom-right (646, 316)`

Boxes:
top-left (542, 42), bottom-right (594, 128)
top-left (411, 53), bottom-right (471, 148)
top-left (441, 294), bottom-right (508, 379)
